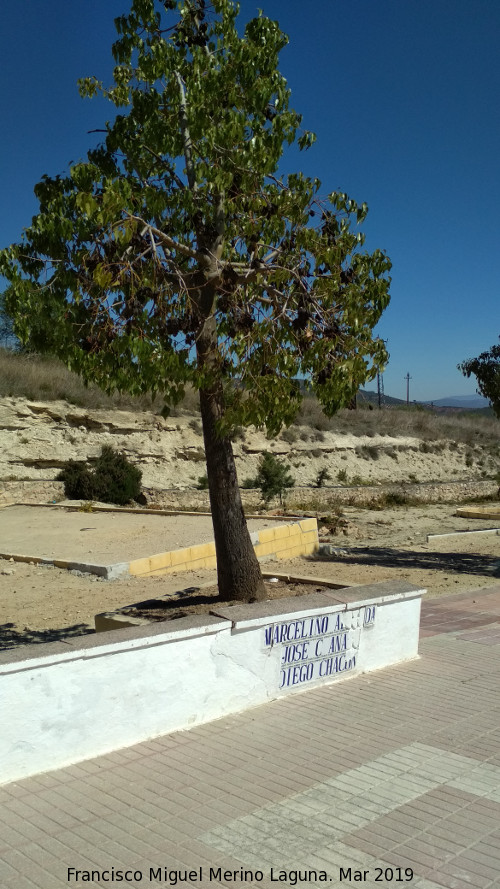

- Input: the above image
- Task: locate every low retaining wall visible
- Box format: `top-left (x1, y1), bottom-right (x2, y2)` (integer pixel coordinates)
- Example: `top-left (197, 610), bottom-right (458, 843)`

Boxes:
top-left (0, 480), bottom-right (63, 507)
top-left (1, 476), bottom-right (496, 510)
top-left (141, 479), bottom-right (497, 509)
top-left (128, 518), bottom-right (318, 578)
top-left (0, 580), bottom-right (424, 785)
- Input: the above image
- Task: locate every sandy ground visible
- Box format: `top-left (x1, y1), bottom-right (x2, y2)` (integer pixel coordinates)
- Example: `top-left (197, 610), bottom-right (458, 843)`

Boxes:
top-left (1, 502), bottom-right (499, 648)
top-left (0, 504), bottom-right (283, 564)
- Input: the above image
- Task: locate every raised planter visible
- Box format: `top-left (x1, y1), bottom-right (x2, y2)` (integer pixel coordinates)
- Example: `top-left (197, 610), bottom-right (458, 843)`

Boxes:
top-left (0, 578), bottom-right (424, 786)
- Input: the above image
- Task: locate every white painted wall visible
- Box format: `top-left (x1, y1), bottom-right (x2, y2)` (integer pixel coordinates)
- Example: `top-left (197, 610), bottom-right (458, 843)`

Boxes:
top-left (0, 582), bottom-right (424, 785)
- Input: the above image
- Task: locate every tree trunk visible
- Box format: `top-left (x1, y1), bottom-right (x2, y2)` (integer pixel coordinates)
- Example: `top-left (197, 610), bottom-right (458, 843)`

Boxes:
top-left (191, 226), bottom-right (266, 603)
top-left (199, 383), bottom-right (267, 603)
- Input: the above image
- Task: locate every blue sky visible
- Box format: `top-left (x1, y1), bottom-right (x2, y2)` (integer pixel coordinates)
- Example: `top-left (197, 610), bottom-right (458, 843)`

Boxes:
top-left (1, 0), bottom-right (498, 402)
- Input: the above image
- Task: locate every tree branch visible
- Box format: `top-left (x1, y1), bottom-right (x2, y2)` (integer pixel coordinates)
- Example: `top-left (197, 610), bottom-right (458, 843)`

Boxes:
top-left (122, 214), bottom-right (200, 260)
top-left (141, 145), bottom-right (186, 190)
top-left (213, 191), bottom-right (225, 258)
top-left (174, 71), bottom-right (196, 192)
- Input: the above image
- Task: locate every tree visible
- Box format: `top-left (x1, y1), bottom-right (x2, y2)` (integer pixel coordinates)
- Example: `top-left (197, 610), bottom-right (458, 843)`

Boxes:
top-left (252, 453), bottom-right (295, 506)
top-left (0, 293), bottom-right (16, 347)
top-left (459, 339), bottom-right (500, 418)
top-left (0, 0), bottom-right (391, 602)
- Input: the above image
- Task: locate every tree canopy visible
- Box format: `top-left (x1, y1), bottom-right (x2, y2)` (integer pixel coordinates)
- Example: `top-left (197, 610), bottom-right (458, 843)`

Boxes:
top-left (0, 0), bottom-right (392, 601)
top-left (0, 0), bottom-right (390, 436)
top-left (459, 338), bottom-right (500, 418)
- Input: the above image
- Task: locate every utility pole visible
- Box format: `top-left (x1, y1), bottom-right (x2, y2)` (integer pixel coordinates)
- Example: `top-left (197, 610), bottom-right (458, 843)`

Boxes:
top-left (377, 338), bottom-right (388, 409)
top-left (404, 372), bottom-right (412, 405)
top-left (377, 372), bottom-right (385, 409)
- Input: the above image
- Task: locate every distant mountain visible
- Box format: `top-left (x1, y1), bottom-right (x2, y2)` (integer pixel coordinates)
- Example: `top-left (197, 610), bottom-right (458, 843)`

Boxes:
top-left (302, 384), bottom-right (491, 411)
top-left (359, 390), bottom-right (492, 411)
top-left (358, 389), bottom-right (406, 406)
top-left (431, 395), bottom-right (490, 409)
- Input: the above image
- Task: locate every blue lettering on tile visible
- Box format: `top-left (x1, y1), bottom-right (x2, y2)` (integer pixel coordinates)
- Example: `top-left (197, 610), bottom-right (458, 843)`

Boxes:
top-left (266, 607), bottom-right (368, 690)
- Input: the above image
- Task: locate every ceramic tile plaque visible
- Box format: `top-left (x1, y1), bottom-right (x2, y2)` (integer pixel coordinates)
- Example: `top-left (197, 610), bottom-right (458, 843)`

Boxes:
top-left (264, 606), bottom-right (376, 691)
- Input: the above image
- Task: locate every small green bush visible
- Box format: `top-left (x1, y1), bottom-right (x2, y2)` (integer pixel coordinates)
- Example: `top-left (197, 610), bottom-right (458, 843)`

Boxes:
top-left (252, 453), bottom-right (295, 505)
top-left (56, 460), bottom-right (96, 501)
top-left (93, 446), bottom-right (142, 505)
top-left (314, 468), bottom-right (331, 488)
top-left (57, 445), bottom-right (142, 505)
top-left (197, 474), bottom-right (209, 490)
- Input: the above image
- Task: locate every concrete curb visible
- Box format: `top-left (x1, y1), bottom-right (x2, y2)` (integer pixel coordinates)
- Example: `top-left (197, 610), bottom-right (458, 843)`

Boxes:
top-left (427, 528), bottom-right (500, 542)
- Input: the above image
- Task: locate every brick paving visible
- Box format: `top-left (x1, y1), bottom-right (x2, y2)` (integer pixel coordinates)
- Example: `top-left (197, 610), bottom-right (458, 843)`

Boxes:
top-left (1, 585), bottom-right (500, 889)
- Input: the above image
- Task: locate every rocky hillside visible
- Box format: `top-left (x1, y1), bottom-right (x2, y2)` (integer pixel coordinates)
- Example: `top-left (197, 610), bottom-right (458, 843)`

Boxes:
top-left (1, 397), bottom-right (498, 492)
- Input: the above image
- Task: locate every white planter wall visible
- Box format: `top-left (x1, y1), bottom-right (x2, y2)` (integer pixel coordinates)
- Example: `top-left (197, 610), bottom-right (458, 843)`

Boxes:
top-left (0, 580), bottom-right (424, 785)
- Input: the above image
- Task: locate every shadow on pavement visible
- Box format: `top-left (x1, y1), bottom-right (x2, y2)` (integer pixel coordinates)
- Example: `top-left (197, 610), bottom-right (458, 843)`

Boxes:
top-left (0, 622), bottom-right (94, 650)
top-left (311, 546), bottom-right (500, 577)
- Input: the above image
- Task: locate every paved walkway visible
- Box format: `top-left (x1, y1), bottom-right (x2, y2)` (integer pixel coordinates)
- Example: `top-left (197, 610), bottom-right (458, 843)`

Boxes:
top-left (2, 586), bottom-right (500, 889)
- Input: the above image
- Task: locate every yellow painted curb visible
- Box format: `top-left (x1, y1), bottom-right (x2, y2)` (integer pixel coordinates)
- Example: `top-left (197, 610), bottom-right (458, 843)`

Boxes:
top-left (127, 518), bottom-right (318, 578)
top-left (456, 507), bottom-right (500, 520)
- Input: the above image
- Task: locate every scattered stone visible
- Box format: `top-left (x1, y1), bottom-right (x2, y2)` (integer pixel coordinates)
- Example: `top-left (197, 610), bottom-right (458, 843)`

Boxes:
top-left (318, 544), bottom-right (348, 557)
top-left (1, 568), bottom-right (15, 575)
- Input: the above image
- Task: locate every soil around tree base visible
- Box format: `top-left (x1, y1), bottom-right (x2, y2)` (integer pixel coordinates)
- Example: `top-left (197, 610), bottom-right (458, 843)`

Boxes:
top-left (119, 580), bottom-right (336, 622)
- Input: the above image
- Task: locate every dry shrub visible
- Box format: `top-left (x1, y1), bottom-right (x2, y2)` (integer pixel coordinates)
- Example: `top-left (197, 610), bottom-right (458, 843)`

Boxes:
top-left (0, 347), bottom-right (200, 415)
top-left (281, 428), bottom-right (298, 443)
top-left (295, 394), bottom-right (499, 446)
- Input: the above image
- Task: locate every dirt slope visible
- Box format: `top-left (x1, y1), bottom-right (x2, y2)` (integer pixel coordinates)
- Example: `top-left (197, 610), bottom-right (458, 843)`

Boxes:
top-left (1, 396), bottom-right (497, 490)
